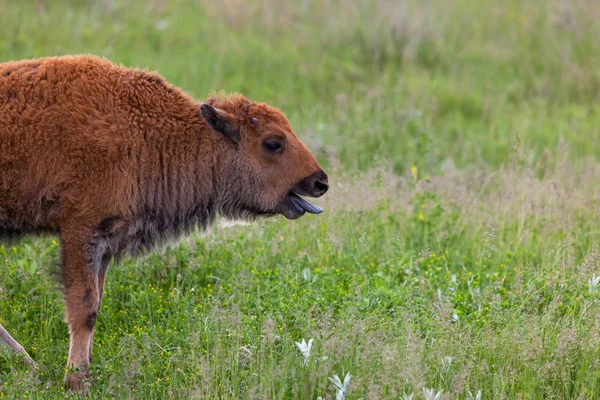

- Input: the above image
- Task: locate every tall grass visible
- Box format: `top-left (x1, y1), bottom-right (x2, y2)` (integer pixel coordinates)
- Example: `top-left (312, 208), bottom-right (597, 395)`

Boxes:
top-left (1, 0), bottom-right (600, 398)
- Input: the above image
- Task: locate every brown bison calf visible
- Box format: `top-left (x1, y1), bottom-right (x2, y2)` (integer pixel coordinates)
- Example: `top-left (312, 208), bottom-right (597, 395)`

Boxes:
top-left (0, 55), bottom-right (328, 391)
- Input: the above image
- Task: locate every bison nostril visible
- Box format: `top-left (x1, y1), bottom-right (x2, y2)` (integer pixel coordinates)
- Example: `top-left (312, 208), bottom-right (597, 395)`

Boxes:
top-left (315, 181), bottom-right (329, 194)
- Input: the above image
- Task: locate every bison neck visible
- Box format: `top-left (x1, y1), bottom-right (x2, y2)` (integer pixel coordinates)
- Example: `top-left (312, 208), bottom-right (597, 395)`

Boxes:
top-left (116, 129), bottom-right (221, 255)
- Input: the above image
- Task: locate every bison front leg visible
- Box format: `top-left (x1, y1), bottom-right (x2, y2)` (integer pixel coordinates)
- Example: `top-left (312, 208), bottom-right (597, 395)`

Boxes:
top-left (88, 256), bottom-right (111, 365)
top-left (60, 228), bottom-right (105, 392)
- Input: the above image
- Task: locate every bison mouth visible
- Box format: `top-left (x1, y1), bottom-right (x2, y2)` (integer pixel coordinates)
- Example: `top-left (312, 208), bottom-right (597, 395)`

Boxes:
top-left (275, 170), bottom-right (328, 220)
top-left (278, 192), bottom-right (323, 220)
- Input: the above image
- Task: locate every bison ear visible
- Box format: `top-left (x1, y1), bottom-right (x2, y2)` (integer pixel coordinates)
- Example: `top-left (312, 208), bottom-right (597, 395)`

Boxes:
top-left (200, 103), bottom-right (240, 142)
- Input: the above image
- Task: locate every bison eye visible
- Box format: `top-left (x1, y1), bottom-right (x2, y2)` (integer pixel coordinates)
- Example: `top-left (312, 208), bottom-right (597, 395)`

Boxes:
top-left (263, 140), bottom-right (283, 154)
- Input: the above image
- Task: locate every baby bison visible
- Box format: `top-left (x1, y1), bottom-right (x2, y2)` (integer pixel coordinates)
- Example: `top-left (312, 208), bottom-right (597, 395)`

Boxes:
top-left (0, 55), bottom-right (328, 391)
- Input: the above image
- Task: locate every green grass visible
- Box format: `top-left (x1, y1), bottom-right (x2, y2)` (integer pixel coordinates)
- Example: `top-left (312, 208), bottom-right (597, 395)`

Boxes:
top-left (2, 0), bottom-right (600, 398)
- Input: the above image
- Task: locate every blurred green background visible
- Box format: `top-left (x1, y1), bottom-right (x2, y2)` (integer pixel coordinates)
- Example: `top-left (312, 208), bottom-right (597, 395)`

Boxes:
top-left (2, 1), bottom-right (600, 399)
top-left (3, 0), bottom-right (600, 174)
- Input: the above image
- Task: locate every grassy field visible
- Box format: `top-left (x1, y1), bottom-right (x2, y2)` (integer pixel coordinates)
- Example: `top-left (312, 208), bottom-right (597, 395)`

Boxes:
top-left (1, 0), bottom-right (600, 398)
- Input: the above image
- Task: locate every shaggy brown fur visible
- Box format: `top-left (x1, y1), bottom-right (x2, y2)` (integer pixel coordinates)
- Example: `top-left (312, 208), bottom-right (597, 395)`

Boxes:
top-left (0, 55), bottom-right (328, 391)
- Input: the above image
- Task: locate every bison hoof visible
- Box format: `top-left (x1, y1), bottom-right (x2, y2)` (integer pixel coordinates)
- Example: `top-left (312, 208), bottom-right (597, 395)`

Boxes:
top-left (65, 369), bottom-right (91, 394)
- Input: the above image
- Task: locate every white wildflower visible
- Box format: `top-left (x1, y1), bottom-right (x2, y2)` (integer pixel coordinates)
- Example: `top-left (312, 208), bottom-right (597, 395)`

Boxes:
top-left (295, 338), bottom-right (313, 367)
top-left (302, 268), bottom-right (316, 282)
top-left (422, 387), bottom-right (442, 400)
top-left (154, 19), bottom-right (170, 31)
top-left (589, 274), bottom-right (600, 292)
top-left (329, 372), bottom-right (351, 400)
top-left (402, 392), bottom-right (414, 400)
top-left (441, 356), bottom-right (453, 368)
top-left (467, 389), bottom-right (482, 400)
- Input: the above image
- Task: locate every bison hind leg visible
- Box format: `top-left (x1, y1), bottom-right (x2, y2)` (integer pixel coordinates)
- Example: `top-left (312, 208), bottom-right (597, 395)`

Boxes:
top-left (0, 323), bottom-right (37, 369)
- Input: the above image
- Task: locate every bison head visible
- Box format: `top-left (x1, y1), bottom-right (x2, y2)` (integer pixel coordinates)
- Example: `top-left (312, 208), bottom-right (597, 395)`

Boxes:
top-left (200, 95), bottom-right (328, 220)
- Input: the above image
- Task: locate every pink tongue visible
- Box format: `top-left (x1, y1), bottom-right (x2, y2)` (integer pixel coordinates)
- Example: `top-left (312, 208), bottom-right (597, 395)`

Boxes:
top-left (289, 193), bottom-right (323, 214)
